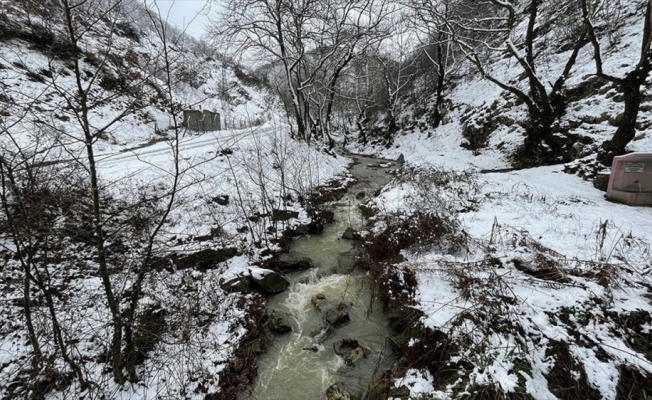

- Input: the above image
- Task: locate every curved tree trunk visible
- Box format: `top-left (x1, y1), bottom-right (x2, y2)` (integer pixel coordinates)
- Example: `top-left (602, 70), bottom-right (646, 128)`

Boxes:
top-left (599, 63), bottom-right (651, 164)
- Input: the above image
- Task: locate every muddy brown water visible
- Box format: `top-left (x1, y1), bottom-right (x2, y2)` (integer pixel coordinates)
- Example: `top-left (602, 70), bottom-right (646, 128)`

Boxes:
top-left (240, 155), bottom-right (400, 400)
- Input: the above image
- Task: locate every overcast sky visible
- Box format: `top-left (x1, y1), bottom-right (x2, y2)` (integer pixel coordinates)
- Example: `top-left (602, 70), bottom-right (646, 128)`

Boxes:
top-left (150, 0), bottom-right (214, 38)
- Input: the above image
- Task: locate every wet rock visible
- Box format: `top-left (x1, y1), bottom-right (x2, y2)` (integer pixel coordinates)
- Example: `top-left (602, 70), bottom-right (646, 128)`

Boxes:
top-left (311, 293), bottom-right (328, 310)
top-left (342, 227), bottom-right (359, 240)
top-left (294, 223), bottom-right (311, 235)
top-left (326, 384), bottom-right (351, 400)
top-left (250, 271), bottom-right (289, 294)
top-left (396, 153), bottom-right (405, 164)
top-left (356, 191), bottom-right (366, 199)
top-left (174, 248), bottom-right (239, 271)
top-left (323, 302), bottom-right (351, 328)
top-left (265, 309), bottom-right (292, 334)
top-left (273, 255), bottom-right (314, 272)
top-left (220, 275), bottom-right (250, 293)
top-left (333, 338), bottom-right (366, 367)
top-left (272, 209), bottom-right (299, 221)
top-left (249, 337), bottom-right (270, 354)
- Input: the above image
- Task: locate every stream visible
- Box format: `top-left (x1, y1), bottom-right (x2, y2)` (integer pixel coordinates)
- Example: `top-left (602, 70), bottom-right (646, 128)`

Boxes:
top-left (241, 154), bottom-right (400, 400)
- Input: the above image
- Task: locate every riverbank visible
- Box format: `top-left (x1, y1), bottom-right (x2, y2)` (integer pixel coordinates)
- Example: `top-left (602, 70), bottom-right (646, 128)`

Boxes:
top-left (354, 143), bottom-right (652, 399)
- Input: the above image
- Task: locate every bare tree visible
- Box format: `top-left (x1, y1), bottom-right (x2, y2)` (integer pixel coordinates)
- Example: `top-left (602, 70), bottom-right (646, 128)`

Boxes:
top-left (442, 0), bottom-right (588, 166)
top-left (217, 0), bottom-right (393, 143)
top-left (582, 0), bottom-right (652, 165)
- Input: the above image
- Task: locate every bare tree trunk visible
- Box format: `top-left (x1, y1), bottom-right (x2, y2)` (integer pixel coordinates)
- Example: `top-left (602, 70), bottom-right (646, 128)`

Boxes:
top-left (61, 0), bottom-right (124, 383)
top-left (583, 0), bottom-right (652, 165)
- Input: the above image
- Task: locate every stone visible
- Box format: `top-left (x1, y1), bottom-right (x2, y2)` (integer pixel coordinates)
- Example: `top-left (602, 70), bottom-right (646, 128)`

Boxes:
top-left (266, 310), bottom-right (292, 334)
top-left (220, 276), bottom-right (250, 294)
top-left (249, 337), bottom-right (269, 354)
top-left (272, 209), bottom-right (299, 221)
top-left (593, 171), bottom-right (610, 192)
top-left (273, 255), bottom-right (314, 272)
top-left (212, 195), bottom-right (229, 205)
top-left (250, 271), bottom-right (289, 294)
top-left (326, 384), bottom-right (351, 400)
top-left (322, 302), bottom-right (351, 328)
top-left (333, 338), bottom-right (366, 367)
top-left (341, 227), bottom-right (359, 240)
top-left (396, 153), bottom-right (405, 164)
top-left (356, 191), bottom-right (366, 199)
top-left (311, 293), bottom-right (327, 310)
top-left (294, 223), bottom-right (311, 236)
top-left (174, 248), bottom-right (238, 271)
top-left (606, 153), bottom-right (652, 206)
top-left (389, 386), bottom-right (410, 399)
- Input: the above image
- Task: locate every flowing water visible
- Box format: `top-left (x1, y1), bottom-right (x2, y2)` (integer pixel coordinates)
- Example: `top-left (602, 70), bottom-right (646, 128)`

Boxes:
top-left (241, 155), bottom-right (400, 400)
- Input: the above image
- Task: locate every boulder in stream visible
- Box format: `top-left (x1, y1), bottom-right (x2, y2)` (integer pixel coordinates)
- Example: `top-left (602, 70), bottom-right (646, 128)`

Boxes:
top-left (341, 227), bottom-right (359, 240)
top-left (311, 293), bottom-right (328, 310)
top-left (333, 338), bottom-right (367, 367)
top-left (250, 269), bottom-right (289, 294)
top-left (265, 309), bottom-right (293, 334)
top-left (396, 153), bottom-right (405, 164)
top-left (273, 255), bottom-right (314, 272)
top-left (322, 302), bottom-right (351, 327)
top-left (311, 294), bottom-right (351, 328)
top-left (326, 384), bottom-right (352, 400)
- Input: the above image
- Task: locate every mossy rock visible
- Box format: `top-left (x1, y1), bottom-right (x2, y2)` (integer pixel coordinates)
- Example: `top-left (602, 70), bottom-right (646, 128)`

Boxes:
top-left (593, 172), bottom-right (610, 192)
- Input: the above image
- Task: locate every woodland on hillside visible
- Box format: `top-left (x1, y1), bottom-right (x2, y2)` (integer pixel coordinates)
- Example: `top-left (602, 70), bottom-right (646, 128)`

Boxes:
top-left (0, 0), bottom-right (650, 398)
top-left (217, 0), bottom-right (651, 167)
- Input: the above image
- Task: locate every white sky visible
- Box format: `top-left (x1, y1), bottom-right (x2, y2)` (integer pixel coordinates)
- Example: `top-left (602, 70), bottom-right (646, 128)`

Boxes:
top-left (148, 0), bottom-right (213, 38)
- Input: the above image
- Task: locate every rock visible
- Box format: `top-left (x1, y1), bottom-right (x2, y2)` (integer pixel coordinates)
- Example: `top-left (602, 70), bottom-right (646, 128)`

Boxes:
top-left (311, 293), bottom-right (327, 310)
top-left (333, 338), bottom-right (366, 367)
top-left (396, 153), bottom-right (405, 164)
top-left (273, 255), bottom-right (314, 272)
top-left (175, 248), bottom-right (239, 271)
top-left (294, 223), bottom-right (311, 235)
top-left (249, 337), bottom-right (270, 354)
top-left (266, 310), bottom-right (292, 334)
top-left (250, 271), bottom-right (289, 294)
top-left (342, 227), bottom-right (359, 240)
top-left (212, 195), bottom-right (229, 205)
top-left (322, 302), bottom-right (351, 327)
top-left (389, 386), bottom-right (410, 399)
top-left (272, 209), bottom-right (299, 221)
top-left (593, 172), bottom-right (610, 192)
top-left (220, 276), bottom-right (250, 293)
top-left (356, 191), bottom-right (366, 199)
top-left (345, 346), bottom-right (365, 366)
top-left (326, 384), bottom-right (351, 400)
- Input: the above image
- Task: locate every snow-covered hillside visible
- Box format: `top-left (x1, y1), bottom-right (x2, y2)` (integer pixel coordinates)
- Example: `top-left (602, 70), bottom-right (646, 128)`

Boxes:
top-left (342, 2), bottom-right (652, 398)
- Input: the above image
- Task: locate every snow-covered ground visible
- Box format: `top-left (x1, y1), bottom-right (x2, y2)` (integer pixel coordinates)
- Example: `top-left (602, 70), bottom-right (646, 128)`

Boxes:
top-left (0, 119), bottom-right (350, 399)
top-left (359, 107), bottom-right (652, 400)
